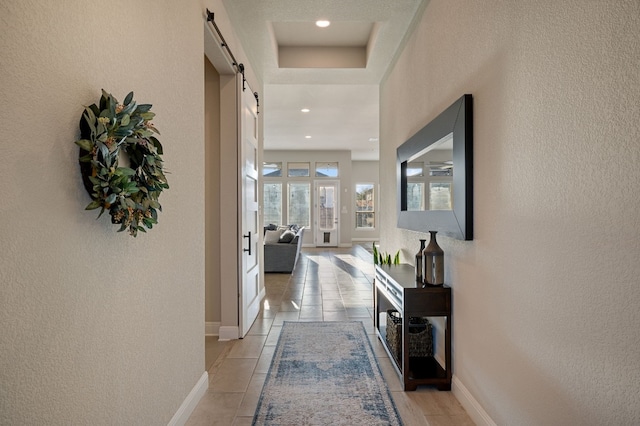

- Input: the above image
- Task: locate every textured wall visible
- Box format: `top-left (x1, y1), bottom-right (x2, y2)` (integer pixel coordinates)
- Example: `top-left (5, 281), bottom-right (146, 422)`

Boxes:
top-left (0, 0), bottom-right (208, 424)
top-left (380, 1), bottom-right (640, 424)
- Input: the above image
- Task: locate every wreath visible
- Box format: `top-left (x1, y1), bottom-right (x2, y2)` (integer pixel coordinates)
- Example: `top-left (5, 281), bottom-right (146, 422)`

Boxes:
top-left (75, 90), bottom-right (168, 237)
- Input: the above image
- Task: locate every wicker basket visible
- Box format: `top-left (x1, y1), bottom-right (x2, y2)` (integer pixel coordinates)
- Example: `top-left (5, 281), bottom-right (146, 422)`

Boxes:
top-left (385, 310), bottom-right (433, 363)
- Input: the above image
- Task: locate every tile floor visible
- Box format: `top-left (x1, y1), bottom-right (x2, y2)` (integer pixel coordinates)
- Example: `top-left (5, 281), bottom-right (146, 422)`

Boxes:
top-left (187, 246), bottom-right (473, 426)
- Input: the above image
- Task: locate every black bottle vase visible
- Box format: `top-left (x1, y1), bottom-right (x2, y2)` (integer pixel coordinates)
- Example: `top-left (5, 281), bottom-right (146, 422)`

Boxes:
top-left (423, 231), bottom-right (444, 285)
top-left (415, 239), bottom-right (426, 282)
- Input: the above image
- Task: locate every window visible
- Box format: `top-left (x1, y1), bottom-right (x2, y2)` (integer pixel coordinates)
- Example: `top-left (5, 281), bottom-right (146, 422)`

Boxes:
top-left (263, 162), bottom-right (282, 177)
top-left (287, 162), bottom-right (310, 177)
top-left (406, 162), bottom-right (424, 177)
top-left (429, 182), bottom-right (452, 210)
top-left (263, 183), bottom-right (282, 225)
top-left (288, 183), bottom-right (310, 226)
top-left (406, 182), bottom-right (424, 211)
top-left (355, 183), bottom-right (375, 229)
top-left (315, 162), bottom-right (339, 177)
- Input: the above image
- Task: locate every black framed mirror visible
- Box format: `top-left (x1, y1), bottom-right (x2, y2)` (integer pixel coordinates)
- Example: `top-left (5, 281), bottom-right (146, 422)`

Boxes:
top-left (397, 94), bottom-right (473, 240)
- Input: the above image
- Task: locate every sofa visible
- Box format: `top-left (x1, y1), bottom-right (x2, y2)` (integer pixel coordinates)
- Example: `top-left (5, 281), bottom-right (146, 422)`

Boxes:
top-left (263, 225), bottom-right (305, 273)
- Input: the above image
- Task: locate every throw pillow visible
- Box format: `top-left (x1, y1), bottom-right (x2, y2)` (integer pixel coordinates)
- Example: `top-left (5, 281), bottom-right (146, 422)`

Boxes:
top-left (264, 229), bottom-right (284, 244)
top-left (279, 230), bottom-right (296, 243)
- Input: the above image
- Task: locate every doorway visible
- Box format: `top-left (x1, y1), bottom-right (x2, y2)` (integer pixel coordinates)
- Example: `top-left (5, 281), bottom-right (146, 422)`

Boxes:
top-left (315, 180), bottom-right (339, 247)
top-left (204, 20), bottom-right (263, 344)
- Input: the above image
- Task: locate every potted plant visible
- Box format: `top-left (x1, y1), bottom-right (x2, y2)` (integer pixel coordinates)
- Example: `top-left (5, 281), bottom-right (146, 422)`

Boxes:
top-left (372, 244), bottom-right (400, 266)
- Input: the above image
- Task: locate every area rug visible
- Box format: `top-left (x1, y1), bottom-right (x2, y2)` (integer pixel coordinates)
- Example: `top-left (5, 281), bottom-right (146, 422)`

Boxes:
top-left (252, 321), bottom-right (403, 425)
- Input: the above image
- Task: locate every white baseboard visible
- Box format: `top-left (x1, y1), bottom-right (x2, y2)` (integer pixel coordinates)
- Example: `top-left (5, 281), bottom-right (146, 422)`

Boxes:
top-left (167, 371), bottom-right (208, 426)
top-left (205, 322), bottom-right (220, 336)
top-left (218, 325), bottom-right (239, 341)
top-left (452, 375), bottom-right (497, 426)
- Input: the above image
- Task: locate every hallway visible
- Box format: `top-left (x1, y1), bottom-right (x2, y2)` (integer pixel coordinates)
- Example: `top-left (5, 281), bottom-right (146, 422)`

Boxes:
top-left (187, 246), bottom-right (472, 425)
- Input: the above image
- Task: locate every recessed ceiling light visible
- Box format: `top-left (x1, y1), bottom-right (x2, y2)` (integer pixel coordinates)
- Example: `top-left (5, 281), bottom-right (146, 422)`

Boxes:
top-left (301, 108), bottom-right (310, 113)
top-left (369, 137), bottom-right (379, 142)
top-left (315, 20), bottom-right (330, 28)
top-left (305, 135), bottom-right (312, 139)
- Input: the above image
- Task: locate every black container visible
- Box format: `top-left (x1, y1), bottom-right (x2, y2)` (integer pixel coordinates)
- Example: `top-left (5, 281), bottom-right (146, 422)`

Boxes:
top-left (423, 231), bottom-right (444, 285)
top-left (415, 239), bottom-right (426, 282)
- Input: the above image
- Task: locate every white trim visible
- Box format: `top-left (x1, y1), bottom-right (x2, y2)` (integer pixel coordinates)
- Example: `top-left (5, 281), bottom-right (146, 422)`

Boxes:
top-left (452, 375), bottom-right (497, 426)
top-left (203, 22), bottom-right (235, 75)
top-left (431, 355), bottom-right (496, 425)
top-left (205, 322), bottom-right (220, 336)
top-left (218, 325), bottom-right (239, 341)
top-left (167, 371), bottom-right (208, 426)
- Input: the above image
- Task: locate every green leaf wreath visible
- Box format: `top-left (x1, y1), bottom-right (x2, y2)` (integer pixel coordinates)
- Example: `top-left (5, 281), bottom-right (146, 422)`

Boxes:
top-left (75, 90), bottom-right (169, 237)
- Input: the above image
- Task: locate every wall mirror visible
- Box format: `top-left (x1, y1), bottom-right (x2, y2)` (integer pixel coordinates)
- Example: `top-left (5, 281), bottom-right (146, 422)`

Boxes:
top-left (397, 94), bottom-right (473, 240)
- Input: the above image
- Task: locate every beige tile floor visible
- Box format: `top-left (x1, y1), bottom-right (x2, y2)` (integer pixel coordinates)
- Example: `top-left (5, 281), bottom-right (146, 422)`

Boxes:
top-left (187, 246), bottom-right (473, 426)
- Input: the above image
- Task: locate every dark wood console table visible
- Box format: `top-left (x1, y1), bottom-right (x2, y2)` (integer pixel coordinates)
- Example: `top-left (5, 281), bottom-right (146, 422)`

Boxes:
top-left (374, 264), bottom-right (452, 391)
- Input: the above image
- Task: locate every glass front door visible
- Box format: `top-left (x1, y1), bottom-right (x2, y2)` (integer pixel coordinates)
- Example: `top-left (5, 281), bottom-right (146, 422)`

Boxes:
top-left (315, 181), bottom-right (339, 247)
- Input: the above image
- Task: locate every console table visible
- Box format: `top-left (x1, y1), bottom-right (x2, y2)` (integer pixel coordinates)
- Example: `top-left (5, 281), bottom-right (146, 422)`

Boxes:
top-left (373, 264), bottom-right (452, 391)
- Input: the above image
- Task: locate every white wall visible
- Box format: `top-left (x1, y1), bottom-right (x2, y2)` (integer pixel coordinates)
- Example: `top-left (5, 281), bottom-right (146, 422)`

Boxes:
top-left (0, 0), bottom-right (245, 423)
top-left (380, 1), bottom-right (640, 425)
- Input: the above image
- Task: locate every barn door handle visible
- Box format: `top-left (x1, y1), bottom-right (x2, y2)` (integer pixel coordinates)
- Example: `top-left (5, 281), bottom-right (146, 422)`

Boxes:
top-left (243, 232), bottom-right (252, 255)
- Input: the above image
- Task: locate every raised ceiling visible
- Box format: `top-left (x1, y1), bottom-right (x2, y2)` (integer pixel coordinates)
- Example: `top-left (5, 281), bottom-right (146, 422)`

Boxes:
top-left (222, 0), bottom-right (427, 160)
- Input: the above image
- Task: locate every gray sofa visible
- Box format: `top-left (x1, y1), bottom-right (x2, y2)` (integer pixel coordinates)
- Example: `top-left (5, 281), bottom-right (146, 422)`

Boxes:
top-left (263, 226), bottom-right (305, 273)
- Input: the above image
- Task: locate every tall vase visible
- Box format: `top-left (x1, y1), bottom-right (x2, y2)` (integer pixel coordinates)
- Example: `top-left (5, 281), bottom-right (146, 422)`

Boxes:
top-left (423, 231), bottom-right (444, 286)
top-left (415, 239), bottom-right (426, 282)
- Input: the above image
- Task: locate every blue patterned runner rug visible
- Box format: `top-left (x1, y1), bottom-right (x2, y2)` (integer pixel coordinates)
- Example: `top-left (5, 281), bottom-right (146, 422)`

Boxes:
top-left (252, 321), bottom-right (403, 425)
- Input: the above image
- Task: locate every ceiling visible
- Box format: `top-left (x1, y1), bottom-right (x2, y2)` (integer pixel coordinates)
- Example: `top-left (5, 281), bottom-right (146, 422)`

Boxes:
top-left (221, 0), bottom-right (427, 161)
